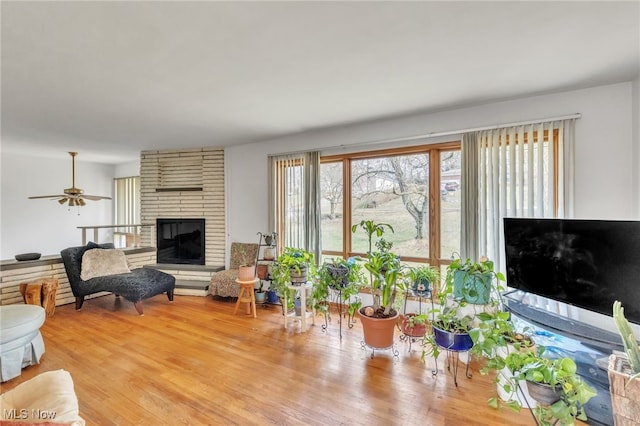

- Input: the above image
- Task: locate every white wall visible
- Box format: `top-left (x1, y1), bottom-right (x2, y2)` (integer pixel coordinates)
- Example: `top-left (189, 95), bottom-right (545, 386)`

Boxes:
top-left (633, 76), bottom-right (640, 216)
top-left (1, 152), bottom-right (115, 258)
top-left (114, 160), bottom-right (140, 178)
top-left (226, 82), bottom-right (638, 244)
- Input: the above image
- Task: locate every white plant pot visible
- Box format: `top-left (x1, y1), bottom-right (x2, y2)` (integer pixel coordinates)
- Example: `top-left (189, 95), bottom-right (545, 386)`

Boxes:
top-left (496, 345), bottom-right (538, 408)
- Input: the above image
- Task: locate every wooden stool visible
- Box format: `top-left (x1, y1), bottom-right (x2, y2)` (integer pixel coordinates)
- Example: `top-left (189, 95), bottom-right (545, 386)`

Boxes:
top-left (233, 278), bottom-right (258, 318)
top-left (19, 278), bottom-right (59, 317)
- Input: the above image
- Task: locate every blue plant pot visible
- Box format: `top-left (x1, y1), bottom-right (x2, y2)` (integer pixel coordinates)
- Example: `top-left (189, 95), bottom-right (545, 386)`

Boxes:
top-left (433, 325), bottom-right (473, 352)
top-left (453, 270), bottom-right (491, 304)
top-left (267, 290), bottom-right (279, 304)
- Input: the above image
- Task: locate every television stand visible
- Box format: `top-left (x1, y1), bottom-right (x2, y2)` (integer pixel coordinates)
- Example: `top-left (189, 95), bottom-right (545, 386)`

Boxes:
top-left (502, 290), bottom-right (619, 426)
top-left (502, 290), bottom-right (622, 353)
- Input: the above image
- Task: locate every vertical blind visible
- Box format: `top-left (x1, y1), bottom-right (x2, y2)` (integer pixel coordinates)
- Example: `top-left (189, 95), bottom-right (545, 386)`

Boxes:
top-left (273, 154), bottom-right (305, 249)
top-left (114, 176), bottom-right (140, 230)
top-left (269, 152), bottom-right (321, 261)
top-left (477, 119), bottom-right (575, 272)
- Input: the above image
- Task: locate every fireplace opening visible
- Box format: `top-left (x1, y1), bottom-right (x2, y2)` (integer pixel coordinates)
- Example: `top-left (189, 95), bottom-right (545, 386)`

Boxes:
top-left (156, 218), bottom-right (205, 265)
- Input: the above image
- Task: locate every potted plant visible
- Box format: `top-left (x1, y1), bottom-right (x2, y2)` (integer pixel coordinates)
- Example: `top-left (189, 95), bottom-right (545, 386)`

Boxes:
top-left (262, 232), bottom-right (276, 260)
top-left (407, 264), bottom-right (439, 298)
top-left (609, 301), bottom-right (640, 425)
top-left (399, 265), bottom-right (439, 338)
top-left (271, 247), bottom-right (315, 312)
top-left (470, 307), bottom-right (538, 409)
top-left (255, 280), bottom-right (266, 304)
top-left (446, 257), bottom-right (505, 305)
top-left (400, 311), bottom-right (429, 338)
top-left (237, 245), bottom-right (256, 281)
top-left (503, 347), bottom-right (597, 425)
top-left (351, 220), bottom-right (401, 350)
top-left (313, 257), bottom-right (364, 319)
top-left (422, 259), bottom-right (480, 358)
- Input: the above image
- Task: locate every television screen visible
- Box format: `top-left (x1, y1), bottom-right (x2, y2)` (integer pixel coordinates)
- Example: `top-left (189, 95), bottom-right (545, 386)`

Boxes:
top-left (503, 218), bottom-right (640, 325)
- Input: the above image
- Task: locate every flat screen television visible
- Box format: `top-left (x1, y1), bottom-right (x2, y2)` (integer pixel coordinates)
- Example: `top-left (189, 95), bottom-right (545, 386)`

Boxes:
top-left (503, 218), bottom-right (640, 326)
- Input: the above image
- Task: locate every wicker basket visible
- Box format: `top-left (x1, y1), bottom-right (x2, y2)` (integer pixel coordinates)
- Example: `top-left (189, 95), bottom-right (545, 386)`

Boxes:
top-left (608, 353), bottom-right (640, 425)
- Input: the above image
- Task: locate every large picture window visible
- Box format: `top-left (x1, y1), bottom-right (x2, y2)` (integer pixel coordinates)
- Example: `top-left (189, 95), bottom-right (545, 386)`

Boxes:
top-left (321, 142), bottom-right (460, 268)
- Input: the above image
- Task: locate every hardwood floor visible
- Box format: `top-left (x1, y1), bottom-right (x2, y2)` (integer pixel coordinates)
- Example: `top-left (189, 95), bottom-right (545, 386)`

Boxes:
top-left (2, 294), bottom-right (540, 425)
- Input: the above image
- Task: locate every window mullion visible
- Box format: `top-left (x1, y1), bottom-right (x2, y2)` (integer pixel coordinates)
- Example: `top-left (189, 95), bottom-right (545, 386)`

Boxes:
top-left (429, 149), bottom-right (440, 266)
top-left (343, 158), bottom-right (352, 259)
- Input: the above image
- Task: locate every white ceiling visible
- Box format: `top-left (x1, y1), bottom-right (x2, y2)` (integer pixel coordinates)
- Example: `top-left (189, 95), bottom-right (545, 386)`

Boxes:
top-left (2, 1), bottom-right (639, 164)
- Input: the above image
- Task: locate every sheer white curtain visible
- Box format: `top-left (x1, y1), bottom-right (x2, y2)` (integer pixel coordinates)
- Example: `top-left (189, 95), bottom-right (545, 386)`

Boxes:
top-left (460, 132), bottom-right (479, 261)
top-left (268, 152), bottom-right (321, 262)
top-left (476, 119), bottom-right (575, 272)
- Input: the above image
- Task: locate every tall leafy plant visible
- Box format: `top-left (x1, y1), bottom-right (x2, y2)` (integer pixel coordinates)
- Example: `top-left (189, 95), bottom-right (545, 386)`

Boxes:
top-left (351, 220), bottom-right (403, 317)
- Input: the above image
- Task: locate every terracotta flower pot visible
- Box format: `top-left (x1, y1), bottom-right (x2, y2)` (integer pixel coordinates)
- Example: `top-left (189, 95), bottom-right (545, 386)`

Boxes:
top-left (238, 265), bottom-right (255, 281)
top-left (358, 307), bottom-right (399, 349)
top-left (257, 264), bottom-right (268, 280)
top-left (400, 313), bottom-right (428, 338)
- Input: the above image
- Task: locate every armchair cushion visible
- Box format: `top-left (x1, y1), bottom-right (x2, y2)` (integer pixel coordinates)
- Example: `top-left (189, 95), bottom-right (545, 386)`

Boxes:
top-left (80, 249), bottom-right (130, 281)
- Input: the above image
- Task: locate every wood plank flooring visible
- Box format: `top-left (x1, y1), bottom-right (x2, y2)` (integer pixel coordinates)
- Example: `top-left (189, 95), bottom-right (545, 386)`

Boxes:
top-left (2, 294), bottom-right (542, 425)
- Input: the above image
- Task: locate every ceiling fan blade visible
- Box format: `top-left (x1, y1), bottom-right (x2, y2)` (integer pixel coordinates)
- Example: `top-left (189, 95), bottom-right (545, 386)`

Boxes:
top-left (29, 152), bottom-right (111, 204)
top-left (81, 194), bottom-right (113, 201)
top-left (28, 195), bottom-right (68, 199)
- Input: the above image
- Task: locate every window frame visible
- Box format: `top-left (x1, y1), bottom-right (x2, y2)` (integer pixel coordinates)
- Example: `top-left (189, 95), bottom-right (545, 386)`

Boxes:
top-left (321, 141), bottom-right (460, 268)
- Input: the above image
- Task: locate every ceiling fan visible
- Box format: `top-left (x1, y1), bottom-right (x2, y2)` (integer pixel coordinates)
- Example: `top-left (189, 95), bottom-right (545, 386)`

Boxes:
top-left (28, 152), bottom-right (112, 207)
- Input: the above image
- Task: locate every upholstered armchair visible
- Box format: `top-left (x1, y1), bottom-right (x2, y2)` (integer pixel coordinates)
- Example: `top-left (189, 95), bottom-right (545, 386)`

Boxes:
top-left (210, 242), bottom-right (259, 298)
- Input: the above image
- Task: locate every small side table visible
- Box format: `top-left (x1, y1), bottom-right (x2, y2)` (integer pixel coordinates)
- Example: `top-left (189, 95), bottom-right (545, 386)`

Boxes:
top-left (234, 278), bottom-right (258, 318)
top-left (283, 282), bottom-right (314, 332)
top-left (19, 278), bottom-right (59, 317)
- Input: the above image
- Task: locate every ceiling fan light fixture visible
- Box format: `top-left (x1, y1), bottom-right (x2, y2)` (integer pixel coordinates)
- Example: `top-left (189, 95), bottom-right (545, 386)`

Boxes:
top-left (28, 152), bottom-right (112, 208)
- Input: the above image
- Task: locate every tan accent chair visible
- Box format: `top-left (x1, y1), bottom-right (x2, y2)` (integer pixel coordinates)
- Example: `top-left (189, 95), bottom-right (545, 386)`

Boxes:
top-left (210, 242), bottom-right (259, 298)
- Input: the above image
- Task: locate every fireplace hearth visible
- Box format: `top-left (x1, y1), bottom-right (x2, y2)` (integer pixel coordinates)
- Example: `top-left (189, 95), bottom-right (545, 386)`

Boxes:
top-left (156, 219), bottom-right (205, 265)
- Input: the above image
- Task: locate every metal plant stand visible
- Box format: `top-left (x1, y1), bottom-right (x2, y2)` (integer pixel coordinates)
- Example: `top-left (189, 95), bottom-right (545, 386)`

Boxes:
top-left (321, 288), bottom-right (359, 340)
top-left (360, 340), bottom-right (400, 360)
top-left (398, 293), bottom-right (426, 353)
top-left (514, 381), bottom-right (559, 426)
top-left (432, 347), bottom-right (472, 387)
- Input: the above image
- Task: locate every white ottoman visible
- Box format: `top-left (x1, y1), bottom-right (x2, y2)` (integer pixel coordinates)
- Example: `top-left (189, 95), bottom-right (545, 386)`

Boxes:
top-left (0, 304), bottom-right (46, 382)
